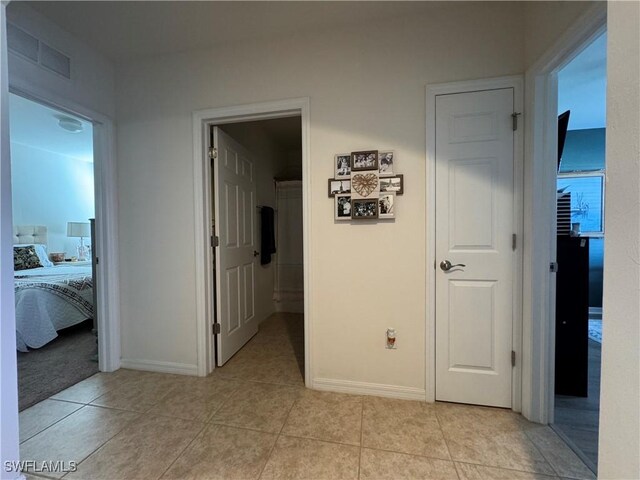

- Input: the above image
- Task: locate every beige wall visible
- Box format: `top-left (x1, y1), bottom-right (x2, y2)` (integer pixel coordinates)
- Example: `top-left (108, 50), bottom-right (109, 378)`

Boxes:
top-left (598, 2), bottom-right (640, 478)
top-left (523, 1), bottom-right (596, 68)
top-left (115, 2), bottom-right (525, 387)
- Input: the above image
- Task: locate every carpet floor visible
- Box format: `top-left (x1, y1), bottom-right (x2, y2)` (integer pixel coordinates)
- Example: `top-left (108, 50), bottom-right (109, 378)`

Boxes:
top-left (17, 320), bottom-right (98, 411)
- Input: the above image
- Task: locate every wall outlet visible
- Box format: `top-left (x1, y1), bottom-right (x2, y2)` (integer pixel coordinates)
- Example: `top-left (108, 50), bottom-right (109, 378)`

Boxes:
top-left (386, 328), bottom-right (396, 349)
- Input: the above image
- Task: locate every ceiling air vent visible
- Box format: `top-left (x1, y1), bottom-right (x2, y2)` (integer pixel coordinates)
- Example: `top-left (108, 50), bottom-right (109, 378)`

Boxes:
top-left (6, 23), bottom-right (71, 80)
top-left (40, 43), bottom-right (71, 79)
top-left (7, 23), bottom-right (39, 62)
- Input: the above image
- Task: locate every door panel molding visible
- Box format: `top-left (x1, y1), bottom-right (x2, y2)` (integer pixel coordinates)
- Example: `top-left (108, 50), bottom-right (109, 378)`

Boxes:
top-left (426, 76), bottom-right (524, 410)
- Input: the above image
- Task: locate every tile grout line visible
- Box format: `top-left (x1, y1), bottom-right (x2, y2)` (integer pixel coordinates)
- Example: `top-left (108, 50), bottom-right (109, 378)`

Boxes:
top-left (256, 391), bottom-right (300, 480)
top-left (526, 426), bottom-right (596, 480)
top-left (454, 461), bottom-right (563, 478)
top-left (19, 403), bottom-right (85, 445)
top-left (523, 426), bottom-right (567, 478)
top-left (155, 422), bottom-right (209, 480)
top-left (432, 406), bottom-right (461, 480)
top-left (52, 410), bottom-right (144, 478)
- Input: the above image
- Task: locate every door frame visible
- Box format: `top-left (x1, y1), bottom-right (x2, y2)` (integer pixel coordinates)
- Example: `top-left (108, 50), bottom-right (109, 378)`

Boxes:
top-left (192, 97), bottom-right (311, 383)
top-left (425, 75), bottom-right (524, 410)
top-left (6, 84), bottom-right (121, 373)
top-left (522, 2), bottom-right (606, 423)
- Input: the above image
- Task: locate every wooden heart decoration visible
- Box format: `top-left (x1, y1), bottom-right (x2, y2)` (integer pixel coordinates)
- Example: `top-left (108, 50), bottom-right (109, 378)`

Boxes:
top-left (351, 173), bottom-right (378, 197)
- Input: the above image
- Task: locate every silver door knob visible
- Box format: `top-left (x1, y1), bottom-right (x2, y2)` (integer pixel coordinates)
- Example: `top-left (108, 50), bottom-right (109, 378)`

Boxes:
top-left (440, 260), bottom-right (466, 271)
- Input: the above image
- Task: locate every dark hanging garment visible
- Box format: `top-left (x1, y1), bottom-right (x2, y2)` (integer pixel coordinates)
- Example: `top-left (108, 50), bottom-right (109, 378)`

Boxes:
top-left (260, 207), bottom-right (276, 265)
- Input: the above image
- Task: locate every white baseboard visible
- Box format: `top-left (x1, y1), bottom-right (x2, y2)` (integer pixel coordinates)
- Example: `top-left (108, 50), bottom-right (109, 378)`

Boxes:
top-left (120, 358), bottom-right (198, 376)
top-left (313, 378), bottom-right (426, 401)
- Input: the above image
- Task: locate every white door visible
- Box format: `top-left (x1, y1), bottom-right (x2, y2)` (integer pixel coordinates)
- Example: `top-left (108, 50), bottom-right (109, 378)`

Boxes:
top-left (435, 88), bottom-right (515, 408)
top-left (213, 127), bottom-right (258, 365)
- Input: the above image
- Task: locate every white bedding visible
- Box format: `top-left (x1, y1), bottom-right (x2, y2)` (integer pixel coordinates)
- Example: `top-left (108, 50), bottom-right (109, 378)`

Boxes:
top-left (14, 265), bottom-right (94, 352)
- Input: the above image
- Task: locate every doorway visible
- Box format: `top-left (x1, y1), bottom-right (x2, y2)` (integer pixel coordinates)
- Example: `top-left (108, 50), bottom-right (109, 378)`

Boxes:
top-left (9, 92), bottom-right (98, 410)
top-left (552, 32), bottom-right (606, 473)
top-left (426, 76), bottom-right (524, 409)
top-left (192, 98), bottom-right (311, 383)
top-left (211, 118), bottom-right (304, 376)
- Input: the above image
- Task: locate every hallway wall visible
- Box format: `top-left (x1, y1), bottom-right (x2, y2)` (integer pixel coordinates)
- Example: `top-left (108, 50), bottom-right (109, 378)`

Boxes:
top-left (115, 2), bottom-right (527, 390)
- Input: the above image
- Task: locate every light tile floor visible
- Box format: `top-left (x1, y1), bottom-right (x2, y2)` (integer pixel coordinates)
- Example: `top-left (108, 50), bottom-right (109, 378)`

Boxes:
top-left (21, 313), bottom-right (595, 480)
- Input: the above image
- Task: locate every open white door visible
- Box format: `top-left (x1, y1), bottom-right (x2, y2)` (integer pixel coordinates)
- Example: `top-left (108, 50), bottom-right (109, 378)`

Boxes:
top-left (435, 88), bottom-right (515, 408)
top-left (213, 127), bottom-right (258, 365)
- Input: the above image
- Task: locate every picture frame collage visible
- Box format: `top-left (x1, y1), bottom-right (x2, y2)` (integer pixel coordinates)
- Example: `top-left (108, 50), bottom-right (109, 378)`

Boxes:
top-left (329, 150), bottom-right (403, 221)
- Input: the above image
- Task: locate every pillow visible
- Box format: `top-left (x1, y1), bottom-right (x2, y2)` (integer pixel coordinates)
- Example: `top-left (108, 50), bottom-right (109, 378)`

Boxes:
top-left (14, 243), bottom-right (53, 267)
top-left (14, 246), bottom-right (43, 271)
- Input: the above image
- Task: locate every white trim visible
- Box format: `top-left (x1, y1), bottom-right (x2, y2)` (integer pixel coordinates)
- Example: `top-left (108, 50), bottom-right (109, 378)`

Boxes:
top-left (6, 84), bottom-right (121, 373)
top-left (192, 98), bottom-right (312, 386)
top-left (522, 2), bottom-right (606, 423)
top-left (120, 359), bottom-right (198, 376)
top-left (425, 75), bottom-right (525, 410)
top-left (314, 378), bottom-right (426, 401)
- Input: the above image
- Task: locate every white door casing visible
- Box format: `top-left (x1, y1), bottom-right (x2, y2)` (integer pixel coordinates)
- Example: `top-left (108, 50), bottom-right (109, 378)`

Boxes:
top-left (213, 127), bottom-right (258, 365)
top-left (434, 88), bottom-right (516, 408)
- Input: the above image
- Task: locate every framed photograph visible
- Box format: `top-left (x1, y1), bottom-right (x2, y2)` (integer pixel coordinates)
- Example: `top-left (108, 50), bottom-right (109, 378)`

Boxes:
top-left (378, 151), bottom-right (394, 176)
top-left (335, 194), bottom-right (352, 221)
top-left (351, 171), bottom-right (379, 199)
top-left (378, 192), bottom-right (396, 218)
top-left (328, 179), bottom-right (351, 197)
top-left (335, 154), bottom-right (351, 179)
top-left (379, 174), bottom-right (404, 195)
top-left (351, 150), bottom-right (378, 172)
top-left (352, 199), bottom-right (378, 219)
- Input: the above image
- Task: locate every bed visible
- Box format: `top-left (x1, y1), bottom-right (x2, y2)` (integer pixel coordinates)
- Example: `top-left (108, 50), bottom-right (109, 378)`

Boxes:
top-left (13, 226), bottom-right (94, 352)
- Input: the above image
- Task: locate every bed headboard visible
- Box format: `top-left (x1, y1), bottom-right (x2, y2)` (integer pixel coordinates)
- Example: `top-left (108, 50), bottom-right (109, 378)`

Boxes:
top-left (13, 225), bottom-right (48, 245)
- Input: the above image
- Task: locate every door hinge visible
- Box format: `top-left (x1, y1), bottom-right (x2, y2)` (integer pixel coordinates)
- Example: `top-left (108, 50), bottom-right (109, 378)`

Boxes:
top-left (550, 262), bottom-right (559, 273)
top-left (212, 323), bottom-right (221, 335)
top-left (512, 112), bottom-right (522, 131)
top-left (208, 147), bottom-right (218, 159)
top-left (511, 350), bottom-right (516, 367)
top-left (210, 235), bottom-right (219, 247)
top-left (512, 233), bottom-right (517, 251)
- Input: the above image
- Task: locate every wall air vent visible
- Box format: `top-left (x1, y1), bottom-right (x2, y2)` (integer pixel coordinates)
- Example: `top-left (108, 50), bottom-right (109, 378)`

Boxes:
top-left (39, 42), bottom-right (71, 78)
top-left (7, 23), bottom-right (39, 62)
top-left (6, 23), bottom-right (71, 80)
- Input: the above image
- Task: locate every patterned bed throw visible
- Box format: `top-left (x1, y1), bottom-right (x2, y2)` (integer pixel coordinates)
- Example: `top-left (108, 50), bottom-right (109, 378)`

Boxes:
top-left (15, 274), bottom-right (94, 318)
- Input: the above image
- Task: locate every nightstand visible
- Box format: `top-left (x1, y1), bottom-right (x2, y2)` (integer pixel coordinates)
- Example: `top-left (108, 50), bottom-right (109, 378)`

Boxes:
top-left (54, 260), bottom-right (91, 266)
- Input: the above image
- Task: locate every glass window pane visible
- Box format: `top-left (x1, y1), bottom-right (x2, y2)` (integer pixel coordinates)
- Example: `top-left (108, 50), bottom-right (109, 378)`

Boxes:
top-left (557, 175), bottom-right (604, 234)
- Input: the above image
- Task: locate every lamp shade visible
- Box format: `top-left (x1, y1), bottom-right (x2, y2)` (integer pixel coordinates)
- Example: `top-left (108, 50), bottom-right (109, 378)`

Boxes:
top-left (67, 222), bottom-right (90, 238)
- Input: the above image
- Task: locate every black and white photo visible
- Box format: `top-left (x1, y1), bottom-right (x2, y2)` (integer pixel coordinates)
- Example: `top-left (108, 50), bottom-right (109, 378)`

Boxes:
top-left (378, 193), bottom-right (395, 218)
top-left (335, 154), bottom-right (351, 178)
top-left (379, 174), bottom-right (404, 195)
top-left (352, 199), bottom-right (378, 219)
top-left (335, 194), bottom-right (352, 220)
top-left (328, 179), bottom-right (351, 197)
top-left (351, 150), bottom-right (378, 171)
top-left (378, 151), bottom-right (394, 176)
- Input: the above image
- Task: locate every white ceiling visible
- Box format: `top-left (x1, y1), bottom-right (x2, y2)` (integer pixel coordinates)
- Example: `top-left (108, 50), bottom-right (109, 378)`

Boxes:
top-left (558, 32), bottom-right (607, 130)
top-left (27, 1), bottom-right (440, 62)
top-left (9, 93), bottom-right (94, 161)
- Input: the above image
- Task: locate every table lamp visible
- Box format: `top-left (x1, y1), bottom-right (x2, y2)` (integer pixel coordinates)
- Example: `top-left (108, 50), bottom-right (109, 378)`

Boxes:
top-left (67, 221), bottom-right (90, 261)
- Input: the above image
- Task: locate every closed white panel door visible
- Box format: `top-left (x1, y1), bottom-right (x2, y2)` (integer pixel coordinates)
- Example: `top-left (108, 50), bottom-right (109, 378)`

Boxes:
top-left (214, 127), bottom-right (257, 365)
top-left (435, 88), bottom-right (515, 407)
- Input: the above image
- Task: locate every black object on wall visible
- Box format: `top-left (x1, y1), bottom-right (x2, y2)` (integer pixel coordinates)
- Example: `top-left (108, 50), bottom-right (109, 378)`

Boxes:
top-left (260, 206), bottom-right (276, 265)
top-left (555, 236), bottom-right (590, 397)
